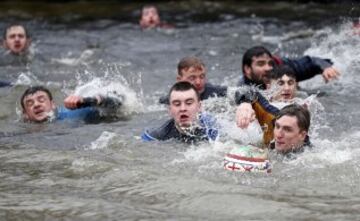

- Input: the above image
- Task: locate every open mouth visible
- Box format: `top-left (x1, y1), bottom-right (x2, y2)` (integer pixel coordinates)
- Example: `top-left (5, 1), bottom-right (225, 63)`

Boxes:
top-left (179, 114), bottom-right (190, 122)
top-left (276, 141), bottom-right (285, 146)
top-left (281, 93), bottom-right (292, 98)
top-left (34, 109), bottom-right (45, 116)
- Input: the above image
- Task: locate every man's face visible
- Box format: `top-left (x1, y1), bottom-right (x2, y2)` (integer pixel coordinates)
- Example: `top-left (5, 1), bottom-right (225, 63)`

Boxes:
top-left (169, 89), bottom-right (201, 128)
top-left (271, 74), bottom-right (297, 101)
top-left (22, 91), bottom-right (56, 122)
top-left (3, 26), bottom-right (30, 54)
top-left (140, 7), bottom-right (160, 28)
top-left (177, 65), bottom-right (207, 94)
top-left (244, 54), bottom-right (273, 85)
top-left (274, 115), bottom-right (307, 153)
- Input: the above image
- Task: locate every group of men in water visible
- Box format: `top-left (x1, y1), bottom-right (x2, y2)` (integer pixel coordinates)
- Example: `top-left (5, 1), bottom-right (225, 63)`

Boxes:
top-left (1, 16), bottom-right (340, 156)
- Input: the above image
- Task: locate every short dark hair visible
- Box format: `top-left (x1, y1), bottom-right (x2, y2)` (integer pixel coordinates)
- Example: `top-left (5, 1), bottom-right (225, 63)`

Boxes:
top-left (20, 86), bottom-right (53, 110)
top-left (269, 65), bottom-right (296, 80)
top-left (276, 104), bottom-right (311, 132)
top-left (3, 24), bottom-right (30, 39)
top-left (177, 56), bottom-right (205, 76)
top-left (242, 46), bottom-right (272, 73)
top-left (168, 81), bottom-right (200, 102)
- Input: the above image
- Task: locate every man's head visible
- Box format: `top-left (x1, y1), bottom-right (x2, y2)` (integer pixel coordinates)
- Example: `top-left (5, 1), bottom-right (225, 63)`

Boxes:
top-left (268, 65), bottom-right (297, 101)
top-left (168, 81), bottom-right (201, 128)
top-left (176, 56), bottom-right (207, 94)
top-left (242, 46), bottom-right (274, 85)
top-left (139, 5), bottom-right (161, 28)
top-left (273, 104), bottom-right (310, 153)
top-left (21, 86), bottom-right (56, 123)
top-left (3, 24), bottom-right (31, 55)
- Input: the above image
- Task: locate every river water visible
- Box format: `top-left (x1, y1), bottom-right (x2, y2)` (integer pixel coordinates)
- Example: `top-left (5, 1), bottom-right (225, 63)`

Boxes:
top-left (0, 2), bottom-right (360, 220)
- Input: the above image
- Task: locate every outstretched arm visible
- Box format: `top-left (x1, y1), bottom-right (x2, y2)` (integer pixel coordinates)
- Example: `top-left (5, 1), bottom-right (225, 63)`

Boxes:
top-left (322, 66), bottom-right (340, 83)
top-left (0, 81), bottom-right (12, 87)
top-left (64, 95), bottom-right (122, 110)
top-left (282, 56), bottom-right (340, 83)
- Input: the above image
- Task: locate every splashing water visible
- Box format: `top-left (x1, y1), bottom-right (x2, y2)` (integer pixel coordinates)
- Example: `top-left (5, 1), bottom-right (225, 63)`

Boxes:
top-left (87, 131), bottom-right (117, 150)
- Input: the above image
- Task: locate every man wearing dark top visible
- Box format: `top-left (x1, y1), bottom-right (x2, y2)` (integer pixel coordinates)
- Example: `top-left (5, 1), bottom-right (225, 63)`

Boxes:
top-left (159, 56), bottom-right (227, 104)
top-left (21, 86), bottom-right (122, 123)
top-left (239, 45), bottom-right (340, 90)
top-left (143, 82), bottom-right (218, 143)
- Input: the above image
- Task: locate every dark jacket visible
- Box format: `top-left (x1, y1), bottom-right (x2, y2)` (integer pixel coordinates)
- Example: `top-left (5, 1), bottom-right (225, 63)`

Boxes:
top-left (238, 55), bottom-right (333, 89)
top-left (141, 113), bottom-right (219, 144)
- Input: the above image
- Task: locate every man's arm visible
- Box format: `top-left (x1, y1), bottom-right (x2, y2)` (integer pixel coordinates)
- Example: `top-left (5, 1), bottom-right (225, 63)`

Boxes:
top-left (281, 56), bottom-right (340, 83)
top-left (0, 81), bottom-right (12, 87)
top-left (234, 89), bottom-right (279, 129)
top-left (64, 95), bottom-right (122, 109)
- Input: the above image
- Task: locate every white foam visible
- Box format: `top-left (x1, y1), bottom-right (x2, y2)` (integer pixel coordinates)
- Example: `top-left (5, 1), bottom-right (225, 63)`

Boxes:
top-left (51, 49), bottom-right (95, 66)
top-left (72, 76), bottom-right (143, 116)
top-left (87, 131), bottom-right (117, 150)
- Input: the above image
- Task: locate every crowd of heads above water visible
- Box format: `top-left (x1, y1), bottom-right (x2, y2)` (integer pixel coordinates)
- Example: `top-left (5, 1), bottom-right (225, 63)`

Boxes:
top-left (1, 13), bottom-right (344, 156)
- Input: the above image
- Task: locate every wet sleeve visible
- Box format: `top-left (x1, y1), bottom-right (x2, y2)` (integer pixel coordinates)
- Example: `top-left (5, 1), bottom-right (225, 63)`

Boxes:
top-left (234, 88), bottom-right (258, 105)
top-left (282, 56), bottom-right (333, 82)
top-left (99, 96), bottom-right (123, 109)
top-left (159, 95), bottom-right (169, 105)
top-left (0, 81), bottom-right (12, 87)
top-left (57, 107), bottom-right (101, 122)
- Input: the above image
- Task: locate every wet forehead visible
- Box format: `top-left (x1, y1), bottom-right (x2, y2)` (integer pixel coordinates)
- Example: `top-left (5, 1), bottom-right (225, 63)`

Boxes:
top-left (170, 90), bottom-right (198, 102)
top-left (252, 53), bottom-right (272, 62)
top-left (280, 74), bottom-right (296, 82)
top-left (276, 115), bottom-right (299, 128)
top-left (181, 65), bottom-right (206, 76)
top-left (6, 26), bottom-right (26, 37)
top-left (24, 91), bottom-right (50, 102)
top-left (143, 7), bottom-right (158, 14)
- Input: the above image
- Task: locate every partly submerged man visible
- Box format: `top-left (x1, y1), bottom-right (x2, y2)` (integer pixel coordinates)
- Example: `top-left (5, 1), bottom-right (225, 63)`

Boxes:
top-left (271, 104), bottom-right (312, 155)
top-left (267, 65), bottom-right (298, 102)
top-left (21, 86), bottom-right (122, 123)
top-left (139, 5), bottom-right (172, 29)
top-left (159, 56), bottom-right (227, 104)
top-left (143, 81), bottom-right (218, 143)
top-left (2, 24), bottom-right (31, 55)
top-left (1, 24), bottom-right (32, 85)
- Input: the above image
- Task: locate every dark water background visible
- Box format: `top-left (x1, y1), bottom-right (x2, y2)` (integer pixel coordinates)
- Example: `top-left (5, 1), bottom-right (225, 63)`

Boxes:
top-left (0, 1), bottom-right (360, 220)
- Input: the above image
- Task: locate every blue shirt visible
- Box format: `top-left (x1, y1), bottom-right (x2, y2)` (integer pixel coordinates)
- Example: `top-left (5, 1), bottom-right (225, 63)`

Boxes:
top-left (56, 106), bottom-right (100, 123)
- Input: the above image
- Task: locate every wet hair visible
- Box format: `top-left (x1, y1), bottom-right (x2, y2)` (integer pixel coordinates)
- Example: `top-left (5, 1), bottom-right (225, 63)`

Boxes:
top-left (177, 56), bottom-right (205, 76)
top-left (168, 81), bottom-right (200, 102)
top-left (242, 46), bottom-right (272, 73)
top-left (269, 65), bottom-right (296, 80)
top-left (142, 5), bottom-right (158, 11)
top-left (20, 86), bottom-right (53, 110)
top-left (276, 104), bottom-right (311, 132)
top-left (3, 24), bottom-right (30, 39)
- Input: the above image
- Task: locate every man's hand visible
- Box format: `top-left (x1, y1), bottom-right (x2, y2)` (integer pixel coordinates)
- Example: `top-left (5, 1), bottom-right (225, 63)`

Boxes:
top-left (64, 95), bottom-right (84, 109)
top-left (236, 102), bottom-right (256, 129)
top-left (322, 67), bottom-right (340, 83)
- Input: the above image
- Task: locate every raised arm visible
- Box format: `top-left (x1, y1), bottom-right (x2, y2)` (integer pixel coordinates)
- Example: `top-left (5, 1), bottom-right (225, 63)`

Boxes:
top-left (281, 56), bottom-right (340, 83)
